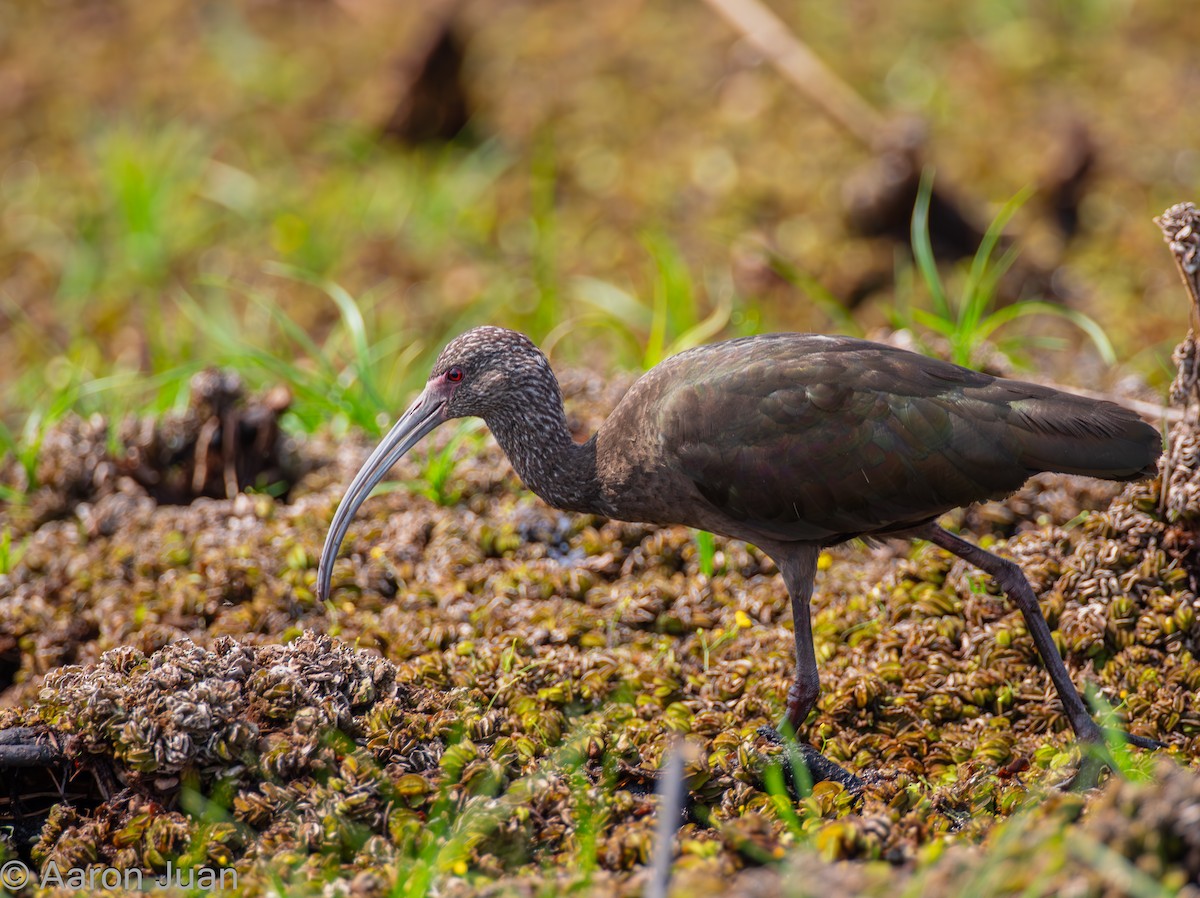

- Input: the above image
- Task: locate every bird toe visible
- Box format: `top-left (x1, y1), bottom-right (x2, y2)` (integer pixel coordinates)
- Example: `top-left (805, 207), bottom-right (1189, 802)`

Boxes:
top-left (755, 725), bottom-right (866, 795)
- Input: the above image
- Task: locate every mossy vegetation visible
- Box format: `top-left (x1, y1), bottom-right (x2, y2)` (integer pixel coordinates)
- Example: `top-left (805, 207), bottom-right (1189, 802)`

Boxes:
top-left (1, 369), bottom-right (1198, 895)
top-left (1, 1), bottom-right (1199, 895)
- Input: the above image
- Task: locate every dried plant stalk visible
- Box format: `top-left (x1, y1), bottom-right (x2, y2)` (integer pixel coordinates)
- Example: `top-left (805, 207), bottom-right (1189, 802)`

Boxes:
top-left (1157, 203), bottom-right (1200, 519)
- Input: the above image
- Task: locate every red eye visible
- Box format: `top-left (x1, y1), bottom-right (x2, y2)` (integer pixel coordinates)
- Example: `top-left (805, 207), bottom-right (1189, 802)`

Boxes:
top-left (446, 366), bottom-right (464, 383)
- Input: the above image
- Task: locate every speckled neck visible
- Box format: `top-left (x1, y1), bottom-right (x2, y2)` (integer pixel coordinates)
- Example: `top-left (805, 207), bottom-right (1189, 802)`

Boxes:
top-left (482, 379), bottom-right (610, 517)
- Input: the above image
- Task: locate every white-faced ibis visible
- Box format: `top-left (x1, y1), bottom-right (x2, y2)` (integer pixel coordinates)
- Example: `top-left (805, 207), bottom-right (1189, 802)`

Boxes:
top-left (316, 327), bottom-right (1162, 784)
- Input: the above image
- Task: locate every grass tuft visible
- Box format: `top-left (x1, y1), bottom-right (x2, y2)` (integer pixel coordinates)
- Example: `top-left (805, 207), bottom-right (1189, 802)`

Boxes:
top-left (899, 169), bottom-right (1116, 371)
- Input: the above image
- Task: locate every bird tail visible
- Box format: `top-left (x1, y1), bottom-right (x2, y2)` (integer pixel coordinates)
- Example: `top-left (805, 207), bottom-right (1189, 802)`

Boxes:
top-left (1006, 389), bottom-right (1162, 481)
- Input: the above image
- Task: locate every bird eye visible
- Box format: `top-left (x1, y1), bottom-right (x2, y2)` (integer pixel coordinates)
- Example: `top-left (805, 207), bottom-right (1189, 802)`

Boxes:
top-left (446, 366), bottom-right (464, 383)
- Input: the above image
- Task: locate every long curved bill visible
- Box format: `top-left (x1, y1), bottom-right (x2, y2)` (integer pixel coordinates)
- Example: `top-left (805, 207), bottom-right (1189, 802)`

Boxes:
top-left (316, 387), bottom-right (447, 601)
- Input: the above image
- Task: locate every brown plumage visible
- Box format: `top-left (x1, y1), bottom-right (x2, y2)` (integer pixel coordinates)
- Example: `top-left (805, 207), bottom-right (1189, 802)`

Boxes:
top-left (317, 327), bottom-right (1163, 786)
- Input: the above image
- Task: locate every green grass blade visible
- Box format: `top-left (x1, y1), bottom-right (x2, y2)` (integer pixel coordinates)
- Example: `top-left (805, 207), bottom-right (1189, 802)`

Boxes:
top-left (976, 300), bottom-right (1116, 365)
top-left (959, 185), bottom-right (1035, 339)
top-left (767, 250), bottom-right (863, 336)
top-left (693, 530), bottom-right (715, 577)
top-left (242, 287), bottom-right (338, 382)
top-left (976, 241), bottom-right (1024, 308)
top-left (643, 233), bottom-right (696, 369)
top-left (325, 281), bottom-right (386, 408)
top-left (665, 285), bottom-right (732, 357)
top-left (1066, 832), bottom-right (1178, 898)
top-left (264, 263), bottom-right (387, 410)
top-left (909, 306), bottom-right (958, 339)
top-left (910, 168), bottom-right (950, 320)
top-left (956, 186), bottom-right (1035, 366)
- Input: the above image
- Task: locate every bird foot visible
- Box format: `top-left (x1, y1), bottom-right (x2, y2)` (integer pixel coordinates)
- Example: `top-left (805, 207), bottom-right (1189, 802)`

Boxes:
top-left (756, 725), bottom-right (866, 795)
top-left (1117, 731), bottom-right (1166, 751)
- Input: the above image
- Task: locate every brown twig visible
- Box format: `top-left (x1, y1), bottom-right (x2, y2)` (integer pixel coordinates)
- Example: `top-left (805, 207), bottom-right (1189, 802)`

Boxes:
top-left (643, 738), bottom-right (689, 898)
top-left (1154, 202), bottom-right (1200, 518)
top-left (0, 727), bottom-right (62, 768)
top-left (700, 0), bottom-right (885, 147)
top-left (697, 0), bottom-right (1075, 307)
top-left (1156, 203), bottom-right (1200, 337)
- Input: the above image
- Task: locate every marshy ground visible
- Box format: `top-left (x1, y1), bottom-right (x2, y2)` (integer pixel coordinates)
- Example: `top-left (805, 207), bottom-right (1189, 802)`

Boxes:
top-left (3, 1), bottom-right (1200, 894)
top-left (1, 362), bottom-right (1199, 896)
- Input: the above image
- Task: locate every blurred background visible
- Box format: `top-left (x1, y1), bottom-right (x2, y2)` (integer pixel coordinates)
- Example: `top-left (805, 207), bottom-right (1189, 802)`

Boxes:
top-left (1, 0), bottom-right (1197, 446)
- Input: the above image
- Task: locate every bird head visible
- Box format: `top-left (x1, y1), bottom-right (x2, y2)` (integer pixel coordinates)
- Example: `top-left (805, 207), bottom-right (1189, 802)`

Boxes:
top-left (432, 326), bottom-right (556, 420)
top-left (315, 326), bottom-right (552, 601)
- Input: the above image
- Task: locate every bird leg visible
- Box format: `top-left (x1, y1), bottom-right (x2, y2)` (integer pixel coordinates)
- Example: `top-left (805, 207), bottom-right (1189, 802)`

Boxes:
top-left (781, 546), bottom-right (822, 732)
top-left (759, 544), bottom-right (865, 793)
top-left (918, 524), bottom-right (1101, 741)
top-left (917, 524), bottom-right (1162, 781)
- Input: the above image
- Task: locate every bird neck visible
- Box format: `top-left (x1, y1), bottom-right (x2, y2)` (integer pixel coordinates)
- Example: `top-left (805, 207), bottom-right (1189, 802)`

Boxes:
top-left (484, 402), bottom-right (608, 516)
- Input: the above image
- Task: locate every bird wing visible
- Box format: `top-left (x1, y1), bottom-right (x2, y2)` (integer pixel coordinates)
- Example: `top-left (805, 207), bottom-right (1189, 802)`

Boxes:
top-left (655, 335), bottom-right (1155, 544)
